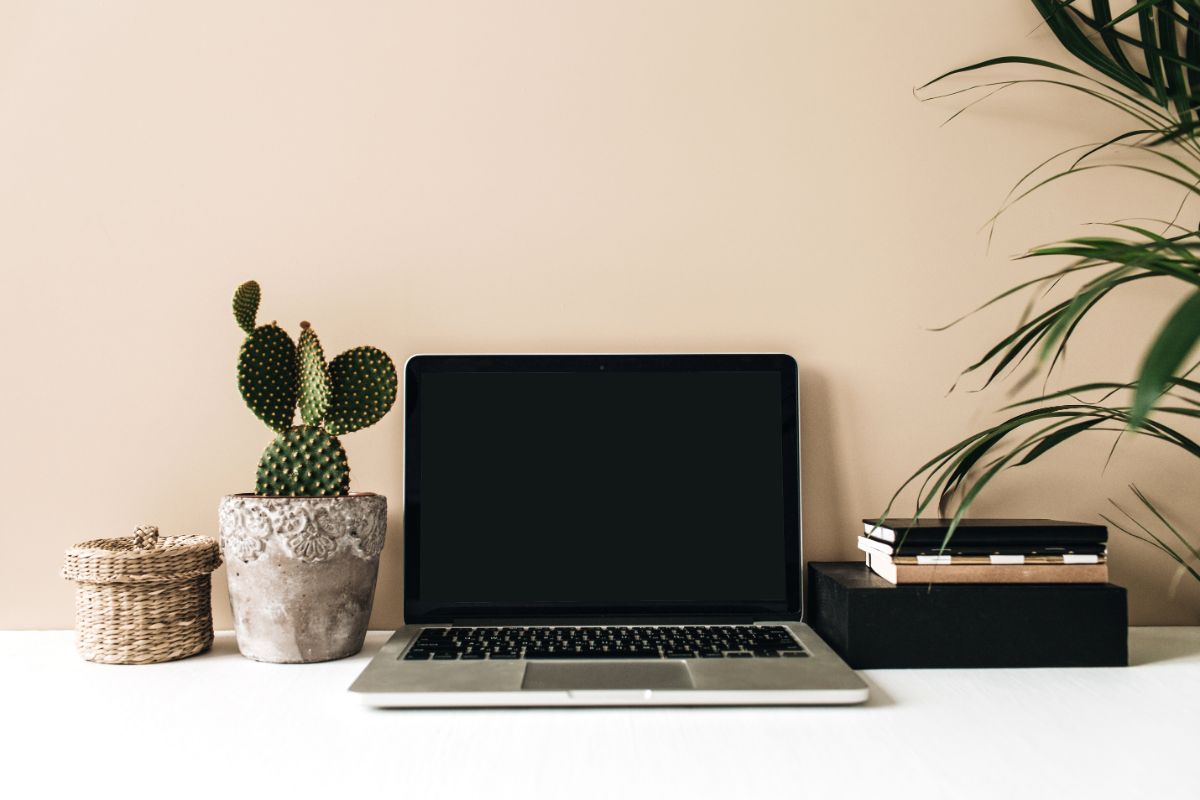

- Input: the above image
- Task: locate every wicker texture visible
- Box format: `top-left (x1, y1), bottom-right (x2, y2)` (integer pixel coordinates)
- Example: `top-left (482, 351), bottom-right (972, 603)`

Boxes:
top-left (62, 526), bottom-right (222, 664)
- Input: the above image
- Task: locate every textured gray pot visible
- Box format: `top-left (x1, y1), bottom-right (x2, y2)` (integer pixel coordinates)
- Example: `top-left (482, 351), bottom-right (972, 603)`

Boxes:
top-left (218, 493), bottom-right (386, 663)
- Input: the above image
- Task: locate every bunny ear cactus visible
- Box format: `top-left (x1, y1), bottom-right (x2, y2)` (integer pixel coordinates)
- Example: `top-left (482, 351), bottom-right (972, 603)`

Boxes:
top-left (231, 281), bottom-right (397, 497)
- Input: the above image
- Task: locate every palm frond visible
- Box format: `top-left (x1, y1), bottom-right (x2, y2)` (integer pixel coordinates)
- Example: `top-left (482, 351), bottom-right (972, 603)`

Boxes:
top-left (888, 2), bottom-right (1200, 590)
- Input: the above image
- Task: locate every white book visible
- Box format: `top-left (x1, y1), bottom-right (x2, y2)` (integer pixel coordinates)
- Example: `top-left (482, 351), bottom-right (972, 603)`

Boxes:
top-left (856, 535), bottom-right (894, 556)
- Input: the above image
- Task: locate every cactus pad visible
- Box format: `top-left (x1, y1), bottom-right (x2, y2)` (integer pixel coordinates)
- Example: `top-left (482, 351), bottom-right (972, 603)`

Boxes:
top-left (232, 281), bottom-right (260, 333)
top-left (255, 425), bottom-right (350, 496)
top-left (297, 322), bottom-right (331, 426)
top-left (237, 324), bottom-right (299, 433)
top-left (324, 346), bottom-right (398, 436)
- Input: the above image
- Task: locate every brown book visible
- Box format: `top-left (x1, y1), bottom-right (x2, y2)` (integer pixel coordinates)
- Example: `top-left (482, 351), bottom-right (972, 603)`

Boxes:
top-left (864, 552), bottom-right (1109, 585)
top-left (887, 554), bottom-right (1106, 566)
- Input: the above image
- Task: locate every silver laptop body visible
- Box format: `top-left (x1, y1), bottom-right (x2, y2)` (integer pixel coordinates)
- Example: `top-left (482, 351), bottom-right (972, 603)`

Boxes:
top-left (350, 354), bottom-right (868, 707)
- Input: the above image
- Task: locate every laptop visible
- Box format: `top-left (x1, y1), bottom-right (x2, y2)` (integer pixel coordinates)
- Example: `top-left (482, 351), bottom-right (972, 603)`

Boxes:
top-left (350, 354), bottom-right (868, 706)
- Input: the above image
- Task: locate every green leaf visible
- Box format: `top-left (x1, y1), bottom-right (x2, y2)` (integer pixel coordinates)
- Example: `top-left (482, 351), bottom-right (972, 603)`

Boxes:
top-left (1032, 0), bottom-right (1161, 100)
top-left (1139, 6), bottom-right (1170, 105)
top-left (925, 76), bottom-right (1169, 130)
top-left (1002, 382), bottom-right (1133, 408)
top-left (1016, 418), bottom-right (1104, 464)
top-left (1088, 1), bottom-right (1145, 79)
top-left (918, 55), bottom-right (1086, 91)
top-left (1104, 491), bottom-right (1200, 584)
top-left (1131, 485), bottom-right (1200, 562)
top-left (1155, 1), bottom-right (1194, 121)
top-left (1131, 289), bottom-right (1200, 426)
top-left (1038, 272), bottom-right (1126, 361)
top-left (1106, 0), bottom-right (1175, 29)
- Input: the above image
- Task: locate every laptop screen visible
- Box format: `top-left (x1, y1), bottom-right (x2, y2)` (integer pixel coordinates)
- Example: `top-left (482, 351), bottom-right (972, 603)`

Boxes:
top-left (404, 355), bottom-right (800, 622)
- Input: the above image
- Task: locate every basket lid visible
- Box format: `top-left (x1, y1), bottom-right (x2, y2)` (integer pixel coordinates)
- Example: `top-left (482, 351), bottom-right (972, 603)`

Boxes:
top-left (62, 525), bottom-right (222, 584)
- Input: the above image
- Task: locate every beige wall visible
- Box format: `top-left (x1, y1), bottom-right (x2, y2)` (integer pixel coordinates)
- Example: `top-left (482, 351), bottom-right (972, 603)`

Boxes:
top-left (2, 1), bottom-right (1198, 629)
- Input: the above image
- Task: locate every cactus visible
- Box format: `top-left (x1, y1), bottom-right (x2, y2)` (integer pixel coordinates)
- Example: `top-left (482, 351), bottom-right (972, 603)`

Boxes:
top-left (231, 281), bottom-right (397, 497)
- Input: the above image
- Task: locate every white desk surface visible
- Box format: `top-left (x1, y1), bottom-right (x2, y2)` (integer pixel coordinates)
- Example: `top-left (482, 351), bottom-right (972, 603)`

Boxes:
top-left (2, 628), bottom-right (1197, 800)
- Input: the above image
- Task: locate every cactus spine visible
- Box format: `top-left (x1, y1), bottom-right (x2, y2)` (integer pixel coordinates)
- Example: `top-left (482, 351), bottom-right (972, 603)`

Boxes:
top-left (231, 280), bottom-right (397, 497)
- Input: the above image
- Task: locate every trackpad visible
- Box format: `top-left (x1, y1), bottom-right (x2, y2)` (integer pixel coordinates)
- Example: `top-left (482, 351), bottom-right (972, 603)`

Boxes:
top-left (522, 662), bottom-right (693, 691)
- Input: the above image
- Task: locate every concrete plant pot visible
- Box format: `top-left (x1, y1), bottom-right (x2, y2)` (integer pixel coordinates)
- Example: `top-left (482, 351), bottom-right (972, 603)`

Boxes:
top-left (218, 493), bottom-right (386, 663)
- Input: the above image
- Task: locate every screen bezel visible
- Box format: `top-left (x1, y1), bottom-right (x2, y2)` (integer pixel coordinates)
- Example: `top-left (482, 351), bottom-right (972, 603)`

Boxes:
top-left (403, 354), bottom-right (801, 623)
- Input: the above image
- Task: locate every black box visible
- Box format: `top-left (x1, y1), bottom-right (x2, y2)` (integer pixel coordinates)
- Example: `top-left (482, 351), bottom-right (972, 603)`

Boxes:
top-left (806, 562), bottom-right (1127, 669)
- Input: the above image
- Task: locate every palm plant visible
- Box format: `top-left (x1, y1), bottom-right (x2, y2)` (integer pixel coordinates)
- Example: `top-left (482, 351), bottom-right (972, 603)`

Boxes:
top-left (884, 0), bottom-right (1200, 586)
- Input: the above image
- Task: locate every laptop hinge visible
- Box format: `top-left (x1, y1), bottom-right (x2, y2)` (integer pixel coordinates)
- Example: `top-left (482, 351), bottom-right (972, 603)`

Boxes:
top-left (448, 615), bottom-right (762, 627)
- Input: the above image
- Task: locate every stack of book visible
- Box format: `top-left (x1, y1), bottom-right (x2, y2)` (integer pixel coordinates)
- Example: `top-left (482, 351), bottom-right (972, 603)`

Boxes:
top-left (859, 518), bottom-right (1108, 584)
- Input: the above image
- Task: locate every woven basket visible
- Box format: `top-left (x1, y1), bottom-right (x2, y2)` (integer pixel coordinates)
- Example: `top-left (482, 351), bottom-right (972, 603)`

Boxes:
top-left (62, 525), bottom-right (222, 664)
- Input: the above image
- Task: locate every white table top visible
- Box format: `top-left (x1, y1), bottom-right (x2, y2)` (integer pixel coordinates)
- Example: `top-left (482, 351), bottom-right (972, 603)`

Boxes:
top-left (2, 628), bottom-right (1197, 800)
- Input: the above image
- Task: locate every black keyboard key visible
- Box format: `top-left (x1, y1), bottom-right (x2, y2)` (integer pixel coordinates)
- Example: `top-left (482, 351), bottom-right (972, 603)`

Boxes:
top-left (405, 625), bottom-right (800, 660)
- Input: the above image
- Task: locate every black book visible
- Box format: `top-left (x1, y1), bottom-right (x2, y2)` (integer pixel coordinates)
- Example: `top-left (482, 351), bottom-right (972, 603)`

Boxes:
top-left (862, 518), bottom-right (1108, 547)
top-left (807, 562), bottom-right (1127, 668)
top-left (858, 535), bottom-right (1107, 558)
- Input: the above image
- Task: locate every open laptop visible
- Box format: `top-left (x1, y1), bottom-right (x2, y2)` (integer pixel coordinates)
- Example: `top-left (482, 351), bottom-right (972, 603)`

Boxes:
top-left (350, 354), bottom-right (868, 706)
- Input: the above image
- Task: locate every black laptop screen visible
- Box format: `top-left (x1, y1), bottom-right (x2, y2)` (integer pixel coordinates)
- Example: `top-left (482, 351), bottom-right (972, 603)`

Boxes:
top-left (404, 355), bottom-right (800, 621)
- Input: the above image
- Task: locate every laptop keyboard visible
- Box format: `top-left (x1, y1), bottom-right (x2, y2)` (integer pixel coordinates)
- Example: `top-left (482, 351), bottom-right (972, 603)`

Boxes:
top-left (402, 625), bottom-right (808, 661)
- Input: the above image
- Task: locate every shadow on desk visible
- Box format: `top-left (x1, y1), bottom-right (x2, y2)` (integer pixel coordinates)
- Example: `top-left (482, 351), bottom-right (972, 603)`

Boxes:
top-left (857, 675), bottom-right (893, 707)
top-left (204, 635), bottom-right (245, 660)
top-left (1130, 627), bottom-right (1200, 666)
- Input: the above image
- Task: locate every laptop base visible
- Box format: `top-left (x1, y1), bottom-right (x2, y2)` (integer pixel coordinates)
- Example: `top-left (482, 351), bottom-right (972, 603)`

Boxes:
top-left (351, 623), bottom-right (868, 707)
